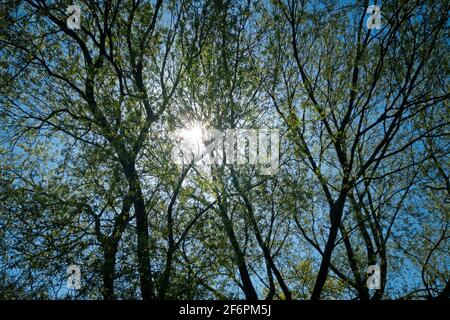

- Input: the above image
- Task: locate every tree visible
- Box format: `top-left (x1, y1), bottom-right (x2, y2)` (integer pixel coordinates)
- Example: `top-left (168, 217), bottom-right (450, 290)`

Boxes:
top-left (0, 0), bottom-right (448, 300)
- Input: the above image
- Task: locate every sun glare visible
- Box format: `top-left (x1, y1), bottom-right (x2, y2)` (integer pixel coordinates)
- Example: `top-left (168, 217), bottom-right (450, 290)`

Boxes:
top-left (176, 122), bottom-right (205, 155)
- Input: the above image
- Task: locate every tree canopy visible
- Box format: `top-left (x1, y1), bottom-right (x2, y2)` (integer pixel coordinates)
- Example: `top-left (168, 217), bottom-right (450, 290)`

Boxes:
top-left (0, 0), bottom-right (448, 300)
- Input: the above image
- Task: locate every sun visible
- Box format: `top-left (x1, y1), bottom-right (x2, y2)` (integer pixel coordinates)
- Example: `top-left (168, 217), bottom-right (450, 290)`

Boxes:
top-left (176, 121), bottom-right (205, 157)
top-left (180, 124), bottom-right (203, 145)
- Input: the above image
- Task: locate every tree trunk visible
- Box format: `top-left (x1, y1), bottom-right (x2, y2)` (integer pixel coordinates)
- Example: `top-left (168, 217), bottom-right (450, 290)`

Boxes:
top-left (311, 192), bottom-right (347, 300)
top-left (134, 186), bottom-right (154, 300)
top-left (217, 203), bottom-right (258, 300)
top-left (102, 240), bottom-right (119, 300)
top-left (231, 171), bottom-right (291, 300)
top-left (122, 160), bottom-right (154, 300)
top-left (158, 249), bottom-right (173, 299)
